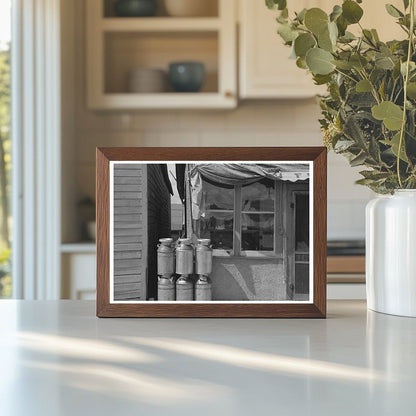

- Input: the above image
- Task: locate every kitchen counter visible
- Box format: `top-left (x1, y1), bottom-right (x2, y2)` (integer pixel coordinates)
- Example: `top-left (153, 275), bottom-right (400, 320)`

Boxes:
top-left (0, 300), bottom-right (415, 415)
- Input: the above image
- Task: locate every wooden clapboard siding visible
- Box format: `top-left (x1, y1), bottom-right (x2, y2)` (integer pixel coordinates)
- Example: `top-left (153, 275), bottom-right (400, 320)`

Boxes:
top-left (113, 164), bottom-right (147, 300)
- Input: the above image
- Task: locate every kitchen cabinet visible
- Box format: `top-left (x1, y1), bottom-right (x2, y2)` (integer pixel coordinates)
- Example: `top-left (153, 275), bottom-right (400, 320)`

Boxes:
top-left (61, 245), bottom-right (96, 300)
top-left (238, 0), bottom-right (404, 99)
top-left (86, 0), bottom-right (237, 109)
top-left (239, 0), bottom-right (325, 99)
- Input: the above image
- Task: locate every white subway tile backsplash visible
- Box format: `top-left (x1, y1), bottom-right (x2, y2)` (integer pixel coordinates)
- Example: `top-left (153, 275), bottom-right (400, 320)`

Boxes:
top-left (178, 111), bottom-right (227, 130)
top-left (142, 130), bottom-right (201, 147)
top-left (132, 112), bottom-right (180, 130)
top-left (328, 199), bottom-right (369, 240)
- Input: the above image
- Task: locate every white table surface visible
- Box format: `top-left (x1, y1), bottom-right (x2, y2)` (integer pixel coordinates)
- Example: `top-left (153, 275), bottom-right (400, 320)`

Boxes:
top-left (0, 300), bottom-right (415, 416)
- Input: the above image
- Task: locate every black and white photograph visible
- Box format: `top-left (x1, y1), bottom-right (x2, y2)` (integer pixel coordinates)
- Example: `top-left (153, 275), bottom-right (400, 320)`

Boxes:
top-left (109, 161), bottom-right (312, 303)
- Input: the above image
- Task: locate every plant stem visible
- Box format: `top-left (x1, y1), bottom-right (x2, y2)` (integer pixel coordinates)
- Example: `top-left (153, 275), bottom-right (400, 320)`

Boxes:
top-left (334, 68), bottom-right (358, 84)
top-left (397, 0), bottom-right (415, 188)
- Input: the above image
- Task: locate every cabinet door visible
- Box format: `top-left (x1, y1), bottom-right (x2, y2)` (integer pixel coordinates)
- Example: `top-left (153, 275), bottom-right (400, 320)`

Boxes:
top-left (239, 0), bottom-right (403, 99)
top-left (239, 0), bottom-right (326, 99)
top-left (61, 253), bottom-right (96, 300)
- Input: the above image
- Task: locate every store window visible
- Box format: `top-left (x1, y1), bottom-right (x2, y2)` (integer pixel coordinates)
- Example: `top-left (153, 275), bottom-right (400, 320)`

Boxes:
top-left (199, 179), bottom-right (234, 250)
top-left (197, 178), bottom-right (277, 255)
top-left (241, 179), bottom-right (275, 252)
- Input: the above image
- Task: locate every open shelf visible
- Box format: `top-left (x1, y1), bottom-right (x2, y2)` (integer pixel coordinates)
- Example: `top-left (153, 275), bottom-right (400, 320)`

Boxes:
top-left (61, 242), bottom-right (96, 254)
top-left (102, 17), bottom-right (221, 32)
top-left (90, 92), bottom-right (235, 109)
top-left (104, 31), bottom-right (218, 94)
top-left (87, 0), bottom-right (236, 109)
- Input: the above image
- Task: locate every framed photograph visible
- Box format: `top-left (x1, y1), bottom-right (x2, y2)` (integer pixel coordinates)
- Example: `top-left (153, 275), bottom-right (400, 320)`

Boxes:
top-left (96, 147), bottom-right (327, 318)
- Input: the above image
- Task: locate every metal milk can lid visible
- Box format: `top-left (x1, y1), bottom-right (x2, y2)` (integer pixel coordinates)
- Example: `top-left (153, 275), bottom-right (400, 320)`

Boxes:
top-left (159, 238), bottom-right (173, 245)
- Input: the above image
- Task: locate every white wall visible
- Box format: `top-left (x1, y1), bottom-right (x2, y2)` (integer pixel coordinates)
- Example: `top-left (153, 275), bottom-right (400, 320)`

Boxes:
top-left (62, 0), bottom-right (374, 243)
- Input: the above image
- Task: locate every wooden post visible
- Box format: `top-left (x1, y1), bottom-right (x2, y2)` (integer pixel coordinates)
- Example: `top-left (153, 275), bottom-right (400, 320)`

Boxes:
top-left (185, 164), bottom-right (193, 239)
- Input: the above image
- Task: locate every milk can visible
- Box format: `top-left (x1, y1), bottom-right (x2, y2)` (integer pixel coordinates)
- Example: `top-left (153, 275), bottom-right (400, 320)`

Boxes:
top-left (195, 239), bottom-right (212, 301)
top-left (157, 238), bottom-right (175, 276)
top-left (157, 238), bottom-right (175, 301)
top-left (175, 238), bottom-right (193, 275)
top-left (175, 238), bottom-right (194, 301)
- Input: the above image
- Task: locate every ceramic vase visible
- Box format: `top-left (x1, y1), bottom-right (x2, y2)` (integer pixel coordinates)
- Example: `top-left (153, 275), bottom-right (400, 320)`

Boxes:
top-left (366, 190), bottom-right (416, 317)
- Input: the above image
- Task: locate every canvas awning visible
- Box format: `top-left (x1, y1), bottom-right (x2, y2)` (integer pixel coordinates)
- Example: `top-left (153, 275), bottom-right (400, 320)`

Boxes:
top-left (188, 163), bottom-right (310, 219)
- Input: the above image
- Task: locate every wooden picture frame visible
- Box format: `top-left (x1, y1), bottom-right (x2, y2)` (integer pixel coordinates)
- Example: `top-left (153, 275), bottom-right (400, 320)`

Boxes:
top-left (96, 147), bottom-right (327, 318)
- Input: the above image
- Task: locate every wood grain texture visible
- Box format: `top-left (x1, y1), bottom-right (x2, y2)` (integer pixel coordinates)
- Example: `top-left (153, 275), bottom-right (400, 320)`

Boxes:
top-left (96, 147), bottom-right (327, 318)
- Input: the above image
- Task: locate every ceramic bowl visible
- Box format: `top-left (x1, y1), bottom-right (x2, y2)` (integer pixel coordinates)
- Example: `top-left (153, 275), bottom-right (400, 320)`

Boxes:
top-left (164, 0), bottom-right (217, 17)
top-left (114, 0), bottom-right (158, 17)
top-left (168, 62), bottom-right (205, 92)
top-left (128, 68), bottom-right (167, 93)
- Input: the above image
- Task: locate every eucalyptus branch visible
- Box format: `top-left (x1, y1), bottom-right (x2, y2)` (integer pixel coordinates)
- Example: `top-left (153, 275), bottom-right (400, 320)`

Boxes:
top-left (397, 0), bottom-right (415, 188)
top-left (334, 68), bottom-right (358, 84)
top-left (359, 69), bottom-right (381, 104)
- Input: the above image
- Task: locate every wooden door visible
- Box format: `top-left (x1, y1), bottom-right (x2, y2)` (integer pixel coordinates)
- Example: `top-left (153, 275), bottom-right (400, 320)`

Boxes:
top-left (286, 184), bottom-right (310, 300)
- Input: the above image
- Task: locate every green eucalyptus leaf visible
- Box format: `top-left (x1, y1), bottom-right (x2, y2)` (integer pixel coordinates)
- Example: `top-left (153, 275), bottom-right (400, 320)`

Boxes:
top-left (363, 29), bottom-right (376, 46)
top-left (372, 101), bottom-right (404, 131)
top-left (266, 0), bottom-right (287, 11)
top-left (378, 78), bottom-right (386, 100)
top-left (403, 0), bottom-right (410, 10)
top-left (296, 57), bottom-right (308, 69)
top-left (399, 14), bottom-right (411, 29)
top-left (328, 21), bottom-right (338, 44)
top-left (375, 55), bottom-right (395, 70)
top-left (369, 136), bottom-right (382, 163)
top-left (385, 4), bottom-right (404, 18)
top-left (313, 74), bottom-right (332, 85)
top-left (401, 61), bottom-right (416, 76)
top-left (350, 54), bottom-right (368, 70)
top-left (318, 27), bottom-right (334, 52)
top-left (330, 5), bottom-right (343, 22)
top-left (296, 8), bottom-right (307, 23)
top-left (370, 67), bottom-right (385, 84)
top-left (383, 132), bottom-right (409, 162)
top-left (333, 60), bottom-right (353, 70)
top-left (371, 29), bottom-right (380, 42)
top-left (407, 82), bottom-right (416, 99)
top-left (334, 139), bottom-right (355, 151)
top-left (336, 15), bottom-right (348, 36)
top-left (294, 33), bottom-right (316, 58)
top-left (304, 8), bottom-right (329, 35)
top-left (356, 79), bottom-right (372, 93)
top-left (306, 48), bottom-right (335, 75)
top-left (360, 170), bottom-right (391, 181)
top-left (332, 60), bottom-right (352, 71)
top-left (276, 14), bottom-right (287, 24)
top-left (339, 31), bottom-right (356, 43)
top-left (277, 23), bottom-right (299, 43)
top-left (350, 152), bottom-right (368, 167)
top-left (342, 0), bottom-right (364, 24)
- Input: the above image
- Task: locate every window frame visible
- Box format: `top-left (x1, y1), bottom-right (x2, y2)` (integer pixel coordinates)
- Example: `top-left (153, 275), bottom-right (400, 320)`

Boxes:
top-left (203, 179), bottom-right (284, 259)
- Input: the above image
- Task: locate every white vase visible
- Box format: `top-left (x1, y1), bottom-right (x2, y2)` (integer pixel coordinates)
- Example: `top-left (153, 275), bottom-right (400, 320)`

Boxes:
top-left (366, 190), bottom-right (416, 317)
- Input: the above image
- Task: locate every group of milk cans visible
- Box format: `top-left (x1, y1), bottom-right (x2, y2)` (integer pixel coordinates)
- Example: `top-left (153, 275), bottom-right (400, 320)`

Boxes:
top-left (157, 237), bottom-right (213, 301)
